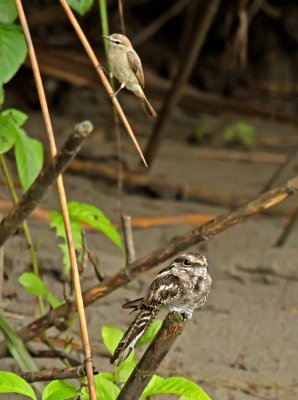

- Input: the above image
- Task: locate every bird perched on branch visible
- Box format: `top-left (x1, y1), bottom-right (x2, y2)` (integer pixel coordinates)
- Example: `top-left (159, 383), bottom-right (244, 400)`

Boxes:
top-left (111, 252), bottom-right (212, 365)
top-left (103, 33), bottom-right (157, 118)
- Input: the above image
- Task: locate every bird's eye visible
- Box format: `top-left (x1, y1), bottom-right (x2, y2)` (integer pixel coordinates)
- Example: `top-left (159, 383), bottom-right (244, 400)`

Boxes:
top-left (183, 258), bottom-right (192, 266)
top-left (115, 40), bottom-right (121, 45)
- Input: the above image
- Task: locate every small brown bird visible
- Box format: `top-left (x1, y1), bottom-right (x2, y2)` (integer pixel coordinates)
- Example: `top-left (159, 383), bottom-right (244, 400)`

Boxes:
top-left (103, 33), bottom-right (157, 118)
top-left (110, 253), bottom-right (212, 365)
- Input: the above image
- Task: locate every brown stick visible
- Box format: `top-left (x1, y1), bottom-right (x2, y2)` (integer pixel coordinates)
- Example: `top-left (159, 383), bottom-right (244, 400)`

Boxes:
top-left (58, 0), bottom-right (147, 167)
top-left (133, 0), bottom-right (190, 46)
top-left (0, 121), bottom-right (92, 247)
top-left (122, 214), bottom-right (136, 265)
top-left (117, 313), bottom-right (185, 400)
top-left (144, 0), bottom-right (221, 166)
top-left (20, 366), bottom-right (95, 383)
top-left (0, 176), bottom-right (297, 358)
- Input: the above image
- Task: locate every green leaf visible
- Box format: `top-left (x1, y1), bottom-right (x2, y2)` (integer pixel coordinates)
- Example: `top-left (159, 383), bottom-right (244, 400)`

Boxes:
top-left (0, 86), bottom-right (4, 106)
top-left (136, 320), bottom-right (162, 347)
top-left (101, 325), bottom-right (124, 355)
top-left (19, 272), bottom-right (63, 308)
top-left (0, 316), bottom-right (43, 394)
top-left (0, 115), bottom-right (17, 154)
top-left (223, 121), bottom-right (256, 149)
top-left (115, 352), bottom-right (137, 383)
top-left (0, 0), bottom-right (18, 24)
top-left (14, 128), bottom-right (43, 191)
top-left (0, 23), bottom-right (27, 84)
top-left (50, 210), bottom-right (83, 275)
top-left (0, 371), bottom-right (36, 399)
top-left (42, 380), bottom-right (77, 400)
top-left (94, 374), bottom-right (120, 400)
top-left (2, 108), bottom-right (28, 126)
top-left (68, 202), bottom-right (123, 250)
top-left (141, 376), bottom-right (211, 400)
top-left (67, 0), bottom-right (93, 15)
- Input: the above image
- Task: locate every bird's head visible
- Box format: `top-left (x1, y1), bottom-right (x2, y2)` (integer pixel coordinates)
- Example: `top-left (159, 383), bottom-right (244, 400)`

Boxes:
top-left (171, 253), bottom-right (210, 278)
top-left (103, 33), bottom-right (132, 50)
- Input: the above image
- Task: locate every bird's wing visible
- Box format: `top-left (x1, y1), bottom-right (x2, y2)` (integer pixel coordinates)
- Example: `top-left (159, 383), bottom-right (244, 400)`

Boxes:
top-left (127, 50), bottom-right (145, 88)
top-left (144, 266), bottom-right (181, 307)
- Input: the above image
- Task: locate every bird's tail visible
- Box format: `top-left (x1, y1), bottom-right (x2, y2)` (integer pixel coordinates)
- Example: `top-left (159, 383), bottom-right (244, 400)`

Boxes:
top-left (134, 91), bottom-right (157, 118)
top-left (110, 308), bottom-right (156, 365)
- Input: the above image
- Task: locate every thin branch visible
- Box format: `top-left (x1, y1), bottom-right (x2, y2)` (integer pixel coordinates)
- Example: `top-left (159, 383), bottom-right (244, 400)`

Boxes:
top-left (16, 2), bottom-right (97, 396)
top-left (0, 122), bottom-right (92, 247)
top-left (20, 366), bottom-right (96, 383)
top-left (118, 0), bottom-right (126, 35)
top-left (275, 208), bottom-right (298, 247)
top-left (144, 0), bottom-right (221, 166)
top-left (133, 0), bottom-right (190, 47)
top-left (117, 312), bottom-right (185, 400)
top-left (122, 214), bottom-right (136, 265)
top-left (0, 176), bottom-right (297, 357)
top-left (58, 0), bottom-right (147, 167)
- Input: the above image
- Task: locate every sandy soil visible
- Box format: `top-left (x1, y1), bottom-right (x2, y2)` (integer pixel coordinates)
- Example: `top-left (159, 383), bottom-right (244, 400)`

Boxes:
top-left (1, 85), bottom-right (298, 399)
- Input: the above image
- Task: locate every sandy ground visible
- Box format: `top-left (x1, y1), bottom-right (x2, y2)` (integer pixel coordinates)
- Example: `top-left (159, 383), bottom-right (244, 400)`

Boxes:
top-left (1, 85), bottom-right (298, 399)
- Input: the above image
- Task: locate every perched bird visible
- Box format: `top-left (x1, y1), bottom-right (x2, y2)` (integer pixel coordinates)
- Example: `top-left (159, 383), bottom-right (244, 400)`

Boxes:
top-left (103, 33), bottom-right (157, 118)
top-left (111, 252), bottom-right (212, 365)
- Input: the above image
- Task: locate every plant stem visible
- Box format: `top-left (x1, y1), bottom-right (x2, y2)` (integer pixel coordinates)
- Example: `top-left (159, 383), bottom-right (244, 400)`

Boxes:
top-left (0, 155), bottom-right (45, 315)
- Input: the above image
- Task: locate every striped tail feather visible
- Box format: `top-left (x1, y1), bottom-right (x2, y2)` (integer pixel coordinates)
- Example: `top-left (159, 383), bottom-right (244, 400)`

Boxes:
top-left (110, 308), bottom-right (156, 365)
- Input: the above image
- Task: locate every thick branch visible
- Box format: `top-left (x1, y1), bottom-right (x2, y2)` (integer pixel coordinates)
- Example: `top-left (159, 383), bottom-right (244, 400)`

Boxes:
top-left (117, 313), bottom-right (185, 400)
top-left (0, 121), bottom-right (92, 247)
top-left (0, 176), bottom-right (297, 357)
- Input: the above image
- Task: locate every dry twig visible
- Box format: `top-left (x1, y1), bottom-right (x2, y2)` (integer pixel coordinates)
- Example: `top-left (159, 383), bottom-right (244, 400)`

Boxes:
top-left (144, 0), bottom-right (221, 166)
top-left (20, 366), bottom-right (95, 383)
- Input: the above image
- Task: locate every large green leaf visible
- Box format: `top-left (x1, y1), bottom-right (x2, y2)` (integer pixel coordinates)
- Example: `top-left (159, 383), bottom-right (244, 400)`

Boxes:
top-left (141, 376), bottom-right (211, 400)
top-left (0, 371), bottom-right (36, 399)
top-left (0, 0), bottom-right (17, 24)
top-left (68, 202), bottom-right (123, 250)
top-left (2, 108), bottom-right (28, 126)
top-left (19, 272), bottom-right (63, 308)
top-left (0, 23), bottom-right (27, 84)
top-left (115, 352), bottom-right (137, 383)
top-left (67, 0), bottom-right (93, 15)
top-left (101, 325), bottom-right (124, 355)
top-left (95, 374), bottom-right (120, 400)
top-left (14, 128), bottom-right (43, 191)
top-left (42, 380), bottom-right (77, 400)
top-left (0, 114), bottom-right (17, 154)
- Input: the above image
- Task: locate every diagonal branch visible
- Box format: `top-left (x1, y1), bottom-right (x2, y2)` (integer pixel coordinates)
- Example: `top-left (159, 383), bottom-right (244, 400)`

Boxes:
top-left (144, 0), bottom-right (221, 166)
top-left (59, 0), bottom-right (147, 167)
top-left (117, 312), bottom-right (185, 400)
top-left (0, 176), bottom-right (297, 357)
top-left (0, 121), bottom-right (92, 247)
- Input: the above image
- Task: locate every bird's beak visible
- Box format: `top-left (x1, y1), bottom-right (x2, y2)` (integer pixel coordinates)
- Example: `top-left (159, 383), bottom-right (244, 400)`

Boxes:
top-left (103, 35), bottom-right (112, 42)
